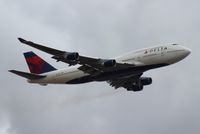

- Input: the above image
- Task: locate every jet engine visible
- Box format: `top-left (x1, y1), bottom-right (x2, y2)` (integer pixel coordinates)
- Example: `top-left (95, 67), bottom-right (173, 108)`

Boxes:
top-left (140, 77), bottom-right (152, 85)
top-left (127, 83), bottom-right (143, 92)
top-left (127, 77), bottom-right (152, 92)
top-left (62, 52), bottom-right (79, 61)
top-left (101, 59), bottom-right (116, 67)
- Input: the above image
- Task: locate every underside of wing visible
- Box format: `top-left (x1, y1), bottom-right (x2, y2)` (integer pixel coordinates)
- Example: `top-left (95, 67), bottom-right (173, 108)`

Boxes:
top-left (107, 73), bottom-right (143, 91)
top-left (78, 62), bottom-right (136, 75)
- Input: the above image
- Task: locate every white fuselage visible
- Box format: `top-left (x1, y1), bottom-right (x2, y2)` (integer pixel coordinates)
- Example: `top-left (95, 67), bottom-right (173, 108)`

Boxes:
top-left (28, 44), bottom-right (191, 85)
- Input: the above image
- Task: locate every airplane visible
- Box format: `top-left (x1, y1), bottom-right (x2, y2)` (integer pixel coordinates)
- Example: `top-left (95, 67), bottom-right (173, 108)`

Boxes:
top-left (9, 38), bottom-right (191, 91)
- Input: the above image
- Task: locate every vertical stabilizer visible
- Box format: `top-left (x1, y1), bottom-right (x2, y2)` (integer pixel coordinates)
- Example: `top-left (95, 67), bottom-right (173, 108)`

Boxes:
top-left (24, 51), bottom-right (56, 74)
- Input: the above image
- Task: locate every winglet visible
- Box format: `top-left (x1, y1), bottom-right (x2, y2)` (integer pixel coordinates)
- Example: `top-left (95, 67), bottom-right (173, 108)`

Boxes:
top-left (17, 37), bottom-right (66, 58)
top-left (18, 37), bottom-right (35, 45)
top-left (18, 37), bottom-right (28, 43)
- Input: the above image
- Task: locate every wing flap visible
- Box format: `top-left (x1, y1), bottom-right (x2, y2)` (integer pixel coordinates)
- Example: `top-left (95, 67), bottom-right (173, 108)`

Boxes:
top-left (9, 70), bottom-right (46, 80)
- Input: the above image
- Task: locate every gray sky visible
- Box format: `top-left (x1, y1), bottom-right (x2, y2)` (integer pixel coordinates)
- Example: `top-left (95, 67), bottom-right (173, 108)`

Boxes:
top-left (0, 0), bottom-right (200, 134)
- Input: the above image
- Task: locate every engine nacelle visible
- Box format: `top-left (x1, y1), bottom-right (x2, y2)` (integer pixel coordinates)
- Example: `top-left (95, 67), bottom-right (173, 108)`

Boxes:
top-left (101, 59), bottom-right (116, 67)
top-left (140, 77), bottom-right (152, 85)
top-left (63, 52), bottom-right (79, 61)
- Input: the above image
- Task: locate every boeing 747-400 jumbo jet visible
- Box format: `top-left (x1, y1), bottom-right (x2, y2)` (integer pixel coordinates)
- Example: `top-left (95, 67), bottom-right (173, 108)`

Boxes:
top-left (9, 38), bottom-right (191, 91)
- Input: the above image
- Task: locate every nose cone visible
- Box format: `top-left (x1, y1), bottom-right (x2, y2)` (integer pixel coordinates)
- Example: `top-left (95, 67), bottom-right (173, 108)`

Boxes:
top-left (182, 46), bottom-right (191, 57)
top-left (185, 48), bottom-right (191, 56)
top-left (176, 46), bottom-right (191, 62)
top-left (166, 45), bottom-right (191, 64)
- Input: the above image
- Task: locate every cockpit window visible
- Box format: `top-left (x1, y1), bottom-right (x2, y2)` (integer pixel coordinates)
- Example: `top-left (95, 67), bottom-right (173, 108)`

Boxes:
top-left (172, 44), bottom-right (179, 45)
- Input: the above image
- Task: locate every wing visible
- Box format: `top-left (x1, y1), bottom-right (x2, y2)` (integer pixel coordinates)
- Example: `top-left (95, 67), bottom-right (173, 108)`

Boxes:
top-left (18, 38), bottom-right (136, 74)
top-left (107, 73), bottom-right (142, 90)
top-left (18, 38), bottom-right (79, 65)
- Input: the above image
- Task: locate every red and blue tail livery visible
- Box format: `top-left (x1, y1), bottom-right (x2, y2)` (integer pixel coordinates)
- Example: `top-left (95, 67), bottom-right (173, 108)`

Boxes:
top-left (24, 51), bottom-right (56, 74)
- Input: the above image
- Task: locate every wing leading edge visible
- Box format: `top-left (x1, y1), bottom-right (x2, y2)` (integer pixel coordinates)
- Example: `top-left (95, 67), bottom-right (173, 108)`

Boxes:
top-left (18, 38), bottom-right (136, 74)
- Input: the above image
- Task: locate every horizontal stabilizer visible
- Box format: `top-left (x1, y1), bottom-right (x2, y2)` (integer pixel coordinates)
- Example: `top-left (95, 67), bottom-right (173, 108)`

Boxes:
top-left (9, 70), bottom-right (46, 80)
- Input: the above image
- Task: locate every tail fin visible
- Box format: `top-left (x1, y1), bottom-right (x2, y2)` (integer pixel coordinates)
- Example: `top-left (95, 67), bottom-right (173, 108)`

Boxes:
top-left (24, 51), bottom-right (56, 74)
